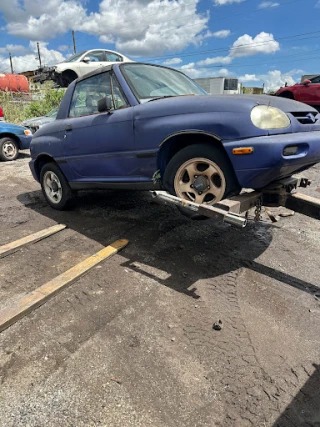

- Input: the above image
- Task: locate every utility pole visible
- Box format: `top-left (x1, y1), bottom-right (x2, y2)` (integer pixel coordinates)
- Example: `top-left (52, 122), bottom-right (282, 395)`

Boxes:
top-left (9, 53), bottom-right (14, 74)
top-left (72, 30), bottom-right (77, 54)
top-left (37, 42), bottom-right (42, 68)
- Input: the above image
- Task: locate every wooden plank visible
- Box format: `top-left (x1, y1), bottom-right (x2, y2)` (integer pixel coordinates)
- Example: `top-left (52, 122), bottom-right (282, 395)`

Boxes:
top-left (0, 239), bottom-right (128, 333)
top-left (0, 224), bottom-right (66, 259)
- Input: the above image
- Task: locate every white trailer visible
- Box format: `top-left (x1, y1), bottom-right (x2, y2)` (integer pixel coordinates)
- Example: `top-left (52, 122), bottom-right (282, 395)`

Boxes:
top-left (194, 77), bottom-right (240, 95)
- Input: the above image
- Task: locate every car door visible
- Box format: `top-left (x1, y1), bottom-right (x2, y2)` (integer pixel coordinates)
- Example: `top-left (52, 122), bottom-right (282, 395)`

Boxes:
top-left (62, 71), bottom-right (137, 182)
top-left (295, 76), bottom-right (320, 105)
top-left (77, 50), bottom-right (106, 77)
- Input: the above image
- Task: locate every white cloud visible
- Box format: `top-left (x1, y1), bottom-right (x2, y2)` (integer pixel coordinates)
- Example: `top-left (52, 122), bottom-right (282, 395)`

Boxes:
top-left (239, 70), bottom-right (298, 91)
top-left (0, 44), bottom-right (30, 55)
top-left (179, 61), bottom-right (234, 79)
top-left (84, 0), bottom-right (210, 56)
top-left (197, 56), bottom-right (232, 66)
top-left (258, 2), bottom-right (279, 8)
top-left (1, 1), bottom-right (87, 40)
top-left (213, 0), bottom-right (245, 5)
top-left (163, 57), bottom-right (183, 65)
top-left (0, 42), bottom-right (65, 73)
top-left (230, 32), bottom-right (280, 57)
top-left (238, 74), bottom-right (260, 82)
top-left (260, 70), bottom-right (296, 91)
top-left (212, 30), bottom-right (231, 38)
top-left (58, 45), bottom-right (72, 52)
top-left (0, 0), bottom-right (211, 56)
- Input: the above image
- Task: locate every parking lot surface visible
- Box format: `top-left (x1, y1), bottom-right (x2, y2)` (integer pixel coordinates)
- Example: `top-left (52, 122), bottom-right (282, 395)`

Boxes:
top-left (0, 153), bottom-right (320, 427)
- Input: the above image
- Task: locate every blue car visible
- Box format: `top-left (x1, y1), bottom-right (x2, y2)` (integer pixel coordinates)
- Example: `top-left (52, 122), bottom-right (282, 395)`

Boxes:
top-left (29, 62), bottom-right (320, 210)
top-left (0, 122), bottom-right (32, 161)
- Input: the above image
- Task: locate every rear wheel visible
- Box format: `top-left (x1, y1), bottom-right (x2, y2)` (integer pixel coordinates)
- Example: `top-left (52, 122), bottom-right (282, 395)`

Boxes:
top-left (163, 144), bottom-right (240, 207)
top-left (40, 162), bottom-right (74, 210)
top-left (0, 137), bottom-right (19, 161)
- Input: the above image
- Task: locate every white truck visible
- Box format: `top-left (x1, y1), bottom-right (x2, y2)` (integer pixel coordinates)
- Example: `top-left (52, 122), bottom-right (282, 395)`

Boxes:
top-left (194, 77), bottom-right (241, 95)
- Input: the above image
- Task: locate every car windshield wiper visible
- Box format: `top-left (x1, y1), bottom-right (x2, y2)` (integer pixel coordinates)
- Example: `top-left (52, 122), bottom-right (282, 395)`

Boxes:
top-left (147, 95), bottom-right (177, 102)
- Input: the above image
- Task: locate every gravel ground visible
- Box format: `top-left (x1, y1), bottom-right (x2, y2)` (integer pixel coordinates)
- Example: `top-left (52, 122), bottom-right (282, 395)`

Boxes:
top-left (0, 152), bottom-right (320, 427)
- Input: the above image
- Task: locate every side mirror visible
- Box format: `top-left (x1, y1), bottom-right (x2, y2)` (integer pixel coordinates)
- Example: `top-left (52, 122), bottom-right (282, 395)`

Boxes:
top-left (82, 56), bottom-right (91, 63)
top-left (302, 79), bottom-right (311, 86)
top-left (98, 96), bottom-right (113, 113)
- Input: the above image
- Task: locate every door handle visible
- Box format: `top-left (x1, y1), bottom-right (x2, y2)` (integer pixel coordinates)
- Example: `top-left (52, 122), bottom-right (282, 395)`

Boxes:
top-left (65, 124), bottom-right (72, 131)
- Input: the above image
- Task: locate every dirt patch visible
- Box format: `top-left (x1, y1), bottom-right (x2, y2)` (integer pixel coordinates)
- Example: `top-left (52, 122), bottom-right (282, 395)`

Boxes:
top-left (0, 155), bottom-right (320, 426)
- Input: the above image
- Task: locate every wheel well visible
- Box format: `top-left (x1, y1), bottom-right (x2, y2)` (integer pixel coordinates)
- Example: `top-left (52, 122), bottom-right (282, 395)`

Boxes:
top-left (278, 91), bottom-right (294, 100)
top-left (34, 154), bottom-right (55, 180)
top-left (0, 133), bottom-right (21, 149)
top-left (62, 69), bottom-right (78, 83)
top-left (62, 69), bottom-right (78, 78)
top-left (157, 132), bottom-right (225, 176)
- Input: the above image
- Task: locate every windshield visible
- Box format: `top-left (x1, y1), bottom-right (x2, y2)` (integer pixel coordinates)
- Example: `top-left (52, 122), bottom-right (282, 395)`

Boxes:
top-left (121, 63), bottom-right (207, 102)
top-left (45, 108), bottom-right (58, 118)
top-left (64, 51), bottom-right (86, 63)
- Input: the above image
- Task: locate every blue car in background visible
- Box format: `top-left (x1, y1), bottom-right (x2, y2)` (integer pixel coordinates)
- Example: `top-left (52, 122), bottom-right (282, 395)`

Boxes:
top-left (29, 62), bottom-right (320, 210)
top-left (0, 122), bottom-right (32, 161)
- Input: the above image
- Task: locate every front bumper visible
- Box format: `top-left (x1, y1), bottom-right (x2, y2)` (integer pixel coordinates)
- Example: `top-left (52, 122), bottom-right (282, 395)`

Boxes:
top-left (29, 159), bottom-right (39, 182)
top-left (33, 67), bottom-right (63, 86)
top-left (224, 131), bottom-right (320, 188)
top-left (18, 134), bottom-right (32, 150)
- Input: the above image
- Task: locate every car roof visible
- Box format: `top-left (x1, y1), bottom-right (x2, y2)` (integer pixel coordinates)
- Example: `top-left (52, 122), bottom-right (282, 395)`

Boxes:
top-left (77, 64), bottom-right (114, 83)
top-left (75, 62), bottom-right (182, 84)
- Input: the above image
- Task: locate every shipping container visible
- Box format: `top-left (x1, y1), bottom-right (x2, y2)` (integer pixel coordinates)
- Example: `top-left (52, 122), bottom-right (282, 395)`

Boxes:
top-left (194, 77), bottom-right (240, 95)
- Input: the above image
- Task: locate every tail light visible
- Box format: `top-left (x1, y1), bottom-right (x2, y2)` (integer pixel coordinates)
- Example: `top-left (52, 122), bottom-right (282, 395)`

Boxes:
top-left (0, 107), bottom-right (4, 118)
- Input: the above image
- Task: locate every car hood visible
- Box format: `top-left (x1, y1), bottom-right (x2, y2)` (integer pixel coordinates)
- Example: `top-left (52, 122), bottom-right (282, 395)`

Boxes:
top-left (22, 116), bottom-right (55, 126)
top-left (134, 94), bottom-right (316, 120)
top-left (0, 122), bottom-right (26, 133)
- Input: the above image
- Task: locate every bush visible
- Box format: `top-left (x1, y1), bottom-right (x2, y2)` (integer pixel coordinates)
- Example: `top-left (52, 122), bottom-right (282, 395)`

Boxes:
top-left (24, 86), bottom-right (66, 119)
top-left (0, 82), bottom-right (66, 125)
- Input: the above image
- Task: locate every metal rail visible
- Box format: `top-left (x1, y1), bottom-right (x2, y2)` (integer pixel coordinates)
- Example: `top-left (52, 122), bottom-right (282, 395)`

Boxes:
top-left (152, 175), bottom-right (320, 227)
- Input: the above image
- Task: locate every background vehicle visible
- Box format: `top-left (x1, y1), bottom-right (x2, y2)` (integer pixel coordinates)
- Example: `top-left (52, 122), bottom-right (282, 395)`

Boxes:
top-left (194, 77), bottom-right (240, 94)
top-left (29, 63), bottom-right (320, 211)
top-left (275, 75), bottom-right (320, 109)
top-left (21, 108), bottom-right (58, 134)
top-left (0, 122), bottom-right (32, 161)
top-left (34, 49), bottom-right (132, 88)
top-left (0, 107), bottom-right (4, 121)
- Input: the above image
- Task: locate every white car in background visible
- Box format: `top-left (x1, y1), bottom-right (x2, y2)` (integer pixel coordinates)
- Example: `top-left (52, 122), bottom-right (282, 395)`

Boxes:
top-left (35, 49), bottom-right (133, 88)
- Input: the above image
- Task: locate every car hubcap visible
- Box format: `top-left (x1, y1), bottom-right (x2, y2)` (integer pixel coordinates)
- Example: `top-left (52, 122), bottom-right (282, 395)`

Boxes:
top-left (174, 157), bottom-right (226, 205)
top-left (2, 142), bottom-right (17, 159)
top-left (43, 171), bottom-right (63, 204)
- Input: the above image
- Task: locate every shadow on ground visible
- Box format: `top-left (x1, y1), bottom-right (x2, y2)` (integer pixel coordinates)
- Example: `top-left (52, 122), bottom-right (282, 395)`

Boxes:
top-left (17, 189), bottom-right (319, 299)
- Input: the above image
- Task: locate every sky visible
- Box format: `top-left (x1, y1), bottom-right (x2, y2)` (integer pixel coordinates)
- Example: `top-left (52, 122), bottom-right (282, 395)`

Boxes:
top-left (0, 0), bottom-right (319, 91)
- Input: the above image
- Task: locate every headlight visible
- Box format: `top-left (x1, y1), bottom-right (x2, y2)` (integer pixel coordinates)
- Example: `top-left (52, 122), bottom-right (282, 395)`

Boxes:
top-left (24, 129), bottom-right (32, 136)
top-left (251, 105), bottom-right (290, 129)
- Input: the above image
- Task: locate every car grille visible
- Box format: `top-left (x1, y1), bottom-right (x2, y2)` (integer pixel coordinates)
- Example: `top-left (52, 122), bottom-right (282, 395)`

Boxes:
top-left (291, 111), bottom-right (320, 124)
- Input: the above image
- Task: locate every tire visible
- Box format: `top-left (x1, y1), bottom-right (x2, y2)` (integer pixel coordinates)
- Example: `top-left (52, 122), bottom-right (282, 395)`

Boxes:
top-left (163, 144), bottom-right (240, 207)
top-left (40, 162), bottom-right (74, 210)
top-left (0, 137), bottom-right (19, 161)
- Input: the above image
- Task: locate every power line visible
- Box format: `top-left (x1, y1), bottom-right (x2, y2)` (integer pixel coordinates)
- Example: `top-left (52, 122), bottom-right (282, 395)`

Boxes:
top-left (144, 30), bottom-right (320, 63)
top-left (74, 0), bottom-right (209, 43)
top-left (75, 0), bottom-right (307, 51)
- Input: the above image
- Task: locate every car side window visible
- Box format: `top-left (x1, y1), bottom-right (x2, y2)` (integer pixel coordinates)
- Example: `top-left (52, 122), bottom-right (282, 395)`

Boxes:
top-left (105, 51), bottom-right (123, 62)
top-left (69, 72), bottom-right (112, 117)
top-left (69, 72), bottom-right (129, 117)
top-left (86, 50), bottom-right (105, 62)
top-left (111, 75), bottom-right (129, 109)
top-left (310, 76), bottom-right (320, 84)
